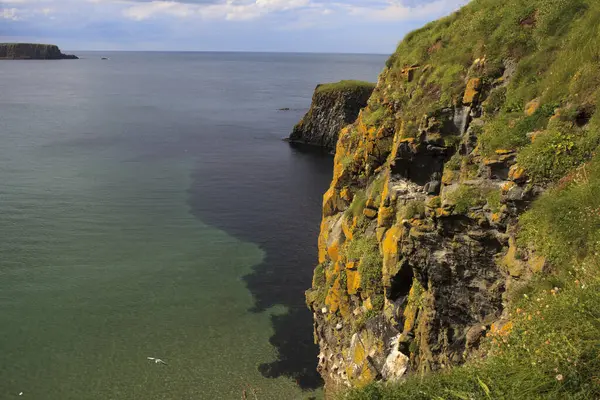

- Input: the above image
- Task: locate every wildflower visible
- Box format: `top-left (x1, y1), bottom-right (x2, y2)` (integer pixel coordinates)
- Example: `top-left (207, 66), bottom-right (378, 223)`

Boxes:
top-left (556, 374), bottom-right (564, 381)
top-left (545, 340), bottom-right (551, 345)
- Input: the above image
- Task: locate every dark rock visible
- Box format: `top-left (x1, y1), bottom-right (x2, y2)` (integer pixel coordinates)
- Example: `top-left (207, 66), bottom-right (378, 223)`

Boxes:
top-left (288, 80), bottom-right (375, 150)
top-left (425, 180), bottom-right (441, 195)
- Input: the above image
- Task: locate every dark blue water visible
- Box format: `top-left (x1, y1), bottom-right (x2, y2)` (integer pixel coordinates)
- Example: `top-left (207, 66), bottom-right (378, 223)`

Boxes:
top-left (0, 52), bottom-right (386, 399)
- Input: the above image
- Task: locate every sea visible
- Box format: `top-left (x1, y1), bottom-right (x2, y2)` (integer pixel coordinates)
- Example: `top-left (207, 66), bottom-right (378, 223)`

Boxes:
top-left (0, 51), bottom-right (387, 399)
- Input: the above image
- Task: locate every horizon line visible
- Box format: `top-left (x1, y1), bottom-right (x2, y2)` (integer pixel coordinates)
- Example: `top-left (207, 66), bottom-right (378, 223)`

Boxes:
top-left (66, 49), bottom-right (391, 56)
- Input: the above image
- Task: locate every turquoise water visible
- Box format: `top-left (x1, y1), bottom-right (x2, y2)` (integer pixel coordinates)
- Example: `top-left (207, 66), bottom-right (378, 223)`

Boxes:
top-left (0, 52), bottom-right (386, 399)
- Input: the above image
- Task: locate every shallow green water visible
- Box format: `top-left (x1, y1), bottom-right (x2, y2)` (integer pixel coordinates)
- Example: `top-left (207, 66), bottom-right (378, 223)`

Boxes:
top-left (0, 141), bottom-right (309, 399)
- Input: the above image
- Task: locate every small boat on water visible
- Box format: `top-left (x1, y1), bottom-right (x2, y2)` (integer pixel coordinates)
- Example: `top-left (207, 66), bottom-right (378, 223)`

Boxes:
top-left (101, 57), bottom-right (109, 60)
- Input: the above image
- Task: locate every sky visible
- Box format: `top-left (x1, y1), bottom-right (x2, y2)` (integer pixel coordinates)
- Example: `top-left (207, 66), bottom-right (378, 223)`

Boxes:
top-left (0, 0), bottom-right (469, 53)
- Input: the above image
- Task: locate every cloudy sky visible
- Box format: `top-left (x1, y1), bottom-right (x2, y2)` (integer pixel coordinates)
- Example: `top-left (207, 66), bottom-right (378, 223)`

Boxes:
top-left (0, 0), bottom-right (468, 53)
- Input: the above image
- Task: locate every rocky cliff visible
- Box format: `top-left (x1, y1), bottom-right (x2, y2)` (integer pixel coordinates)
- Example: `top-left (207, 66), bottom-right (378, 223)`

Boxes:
top-left (306, 0), bottom-right (600, 397)
top-left (289, 81), bottom-right (375, 150)
top-left (0, 43), bottom-right (78, 60)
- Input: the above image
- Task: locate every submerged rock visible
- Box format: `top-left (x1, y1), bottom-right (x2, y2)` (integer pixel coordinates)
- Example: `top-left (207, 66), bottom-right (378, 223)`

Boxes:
top-left (288, 80), bottom-right (375, 150)
top-left (0, 43), bottom-right (78, 60)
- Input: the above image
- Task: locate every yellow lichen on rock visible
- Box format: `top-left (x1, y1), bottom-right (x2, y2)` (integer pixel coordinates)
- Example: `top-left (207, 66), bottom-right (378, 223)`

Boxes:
top-left (327, 241), bottom-right (340, 263)
top-left (501, 237), bottom-right (526, 277)
top-left (325, 277), bottom-right (342, 313)
top-left (347, 269), bottom-right (361, 295)
top-left (525, 98), bottom-right (540, 116)
top-left (341, 215), bottom-right (356, 241)
top-left (323, 187), bottom-right (348, 217)
top-left (508, 164), bottom-right (527, 183)
top-left (318, 219), bottom-right (329, 264)
top-left (377, 206), bottom-right (396, 228)
top-left (463, 78), bottom-right (482, 105)
top-left (363, 207), bottom-right (378, 219)
top-left (382, 225), bottom-right (404, 286)
top-left (402, 280), bottom-right (423, 333)
top-left (501, 181), bottom-right (516, 194)
top-left (528, 254), bottom-right (546, 273)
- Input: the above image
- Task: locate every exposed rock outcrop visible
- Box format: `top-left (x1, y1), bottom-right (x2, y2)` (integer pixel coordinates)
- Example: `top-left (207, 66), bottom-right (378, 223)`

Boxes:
top-left (0, 43), bottom-right (78, 60)
top-left (305, 0), bottom-right (599, 396)
top-left (289, 81), bottom-right (375, 150)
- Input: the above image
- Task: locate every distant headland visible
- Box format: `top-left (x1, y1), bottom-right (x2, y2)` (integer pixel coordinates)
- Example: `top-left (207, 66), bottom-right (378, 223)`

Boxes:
top-left (0, 43), bottom-right (78, 60)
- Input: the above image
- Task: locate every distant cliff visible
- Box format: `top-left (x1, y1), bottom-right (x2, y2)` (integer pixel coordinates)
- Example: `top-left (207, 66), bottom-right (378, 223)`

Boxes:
top-left (288, 81), bottom-right (375, 150)
top-left (0, 43), bottom-right (78, 60)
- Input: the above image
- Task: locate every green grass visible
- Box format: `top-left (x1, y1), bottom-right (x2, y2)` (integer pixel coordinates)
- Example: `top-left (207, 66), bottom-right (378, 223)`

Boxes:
top-left (517, 119), bottom-right (600, 183)
top-left (519, 155), bottom-right (600, 264)
top-left (316, 80), bottom-right (376, 95)
top-left (346, 190), bottom-right (368, 219)
top-left (363, 107), bottom-right (387, 128)
top-left (446, 185), bottom-right (486, 214)
top-left (346, 235), bottom-right (384, 298)
top-left (401, 200), bottom-right (426, 219)
top-left (479, 104), bottom-right (556, 156)
top-left (485, 188), bottom-right (502, 214)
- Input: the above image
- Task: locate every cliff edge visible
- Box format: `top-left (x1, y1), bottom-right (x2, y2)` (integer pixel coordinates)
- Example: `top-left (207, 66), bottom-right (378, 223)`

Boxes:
top-left (307, 0), bottom-right (600, 398)
top-left (0, 43), bottom-right (78, 60)
top-left (289, 81), bottom-right (375, 150)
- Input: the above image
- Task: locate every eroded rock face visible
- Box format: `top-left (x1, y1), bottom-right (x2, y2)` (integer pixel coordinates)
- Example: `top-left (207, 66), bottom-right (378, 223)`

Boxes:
top-left (305, 59), bottom-right (546, 397)
top-left (0, 43), bottom-right (78, 60)
top-left (289, 81), bottom-right (375, 150)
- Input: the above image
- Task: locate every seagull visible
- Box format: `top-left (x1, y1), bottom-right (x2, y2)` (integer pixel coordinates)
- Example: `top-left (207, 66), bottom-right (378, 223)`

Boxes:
top-left (147, 357), bottom-right (167, 365)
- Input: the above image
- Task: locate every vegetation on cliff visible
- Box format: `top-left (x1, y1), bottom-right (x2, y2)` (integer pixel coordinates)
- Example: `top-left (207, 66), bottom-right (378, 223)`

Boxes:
top-left (306, 0), bottom-right (600, 398)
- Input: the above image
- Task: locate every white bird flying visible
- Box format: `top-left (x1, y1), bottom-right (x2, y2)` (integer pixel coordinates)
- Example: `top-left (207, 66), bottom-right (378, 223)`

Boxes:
top-left (147, 357), bottom-right (167, 365)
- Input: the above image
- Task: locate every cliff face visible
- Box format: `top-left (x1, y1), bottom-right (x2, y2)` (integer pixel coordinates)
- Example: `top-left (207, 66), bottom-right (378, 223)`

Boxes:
top-left (289, 81), bottom-right (375, 150)
top-left (306, 0), bottom-right (600, 396)
top-left (0, 43), bottom-right (78, 60)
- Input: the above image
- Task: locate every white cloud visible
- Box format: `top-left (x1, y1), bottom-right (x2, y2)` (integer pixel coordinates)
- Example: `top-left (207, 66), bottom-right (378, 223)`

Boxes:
top-left (347, 0), bottom-right (468, 21)
top-left (120, 0), bottom-right (315, 21)
top-left (123, 1), bottom-right (196, 20)
top-left (2, 0), bottom-right (470, 23)
top-left (1, 7), bottom-right (21, 20)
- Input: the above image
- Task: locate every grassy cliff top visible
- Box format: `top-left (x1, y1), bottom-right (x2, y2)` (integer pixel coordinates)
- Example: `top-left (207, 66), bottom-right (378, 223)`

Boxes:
top-left (315, 80), bottom-right (376, 95)
top-left (368, 0), bottom-right (598, 155)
